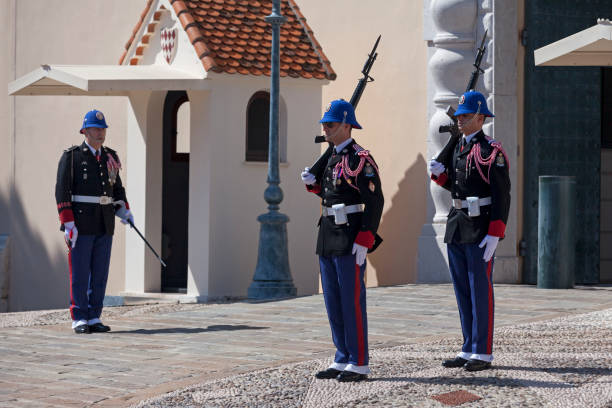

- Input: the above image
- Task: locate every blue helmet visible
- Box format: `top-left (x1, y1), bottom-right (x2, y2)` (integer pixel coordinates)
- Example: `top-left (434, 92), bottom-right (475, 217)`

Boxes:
top-left (319, 99), bottom-right (362, 129)
top-left (454, 91), bottom-right (494, 117)
top-left (80, 109), bottom-right (108, 134)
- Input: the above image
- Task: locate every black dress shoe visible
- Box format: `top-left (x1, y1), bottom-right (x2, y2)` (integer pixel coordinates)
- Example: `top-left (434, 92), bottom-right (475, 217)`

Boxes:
top-left (442, 357), bottom-right (468, 368)
top-left (315, 368), bottom-right (342, 379)
top-left (336, 371), bottom-right (367, 382)
top-left (88, 323), bottom-right (111, 333)
top-left (464, 359), bottom-right (491, 371)
top-left (74, 324), bottom-right (90, 334)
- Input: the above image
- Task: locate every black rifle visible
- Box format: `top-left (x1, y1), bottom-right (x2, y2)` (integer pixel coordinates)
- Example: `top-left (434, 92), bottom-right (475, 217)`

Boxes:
top-left (308, 35), bottom-right (381, 180)
top-left (435, 30), bottom-right (488, 164)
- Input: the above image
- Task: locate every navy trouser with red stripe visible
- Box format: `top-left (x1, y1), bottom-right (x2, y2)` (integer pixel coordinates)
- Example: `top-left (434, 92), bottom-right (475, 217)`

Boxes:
top-left (68, 234), bottom-right (113, 322)
top-left (319, 254), bottom-right (368, 367)
top-left (447, 242), bottom-right (495, 357)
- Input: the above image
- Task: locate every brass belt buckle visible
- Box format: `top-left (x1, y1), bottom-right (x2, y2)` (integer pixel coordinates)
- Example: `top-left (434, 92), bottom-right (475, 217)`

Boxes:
top-left (100, 196), bottom-right (112, 205)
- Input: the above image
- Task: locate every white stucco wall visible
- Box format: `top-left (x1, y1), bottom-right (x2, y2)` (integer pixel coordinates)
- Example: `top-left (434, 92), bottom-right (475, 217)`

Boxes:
top-left (0, 0), bottom-right (13, 235)
top-left (4, 0), bottom-right (431, 311)
top-left (297, 0), bottom-right (429, 286)
top-left (120, 0), bottom-right (325, 299)
top-left (187, 75), bottom-right (323, 298)
top-left (4, 0), bottom-right (144, 311)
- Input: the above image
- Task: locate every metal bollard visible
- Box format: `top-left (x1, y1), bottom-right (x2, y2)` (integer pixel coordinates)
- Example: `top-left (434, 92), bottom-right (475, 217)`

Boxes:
top-left (537, 176), bottom-right (576, 289)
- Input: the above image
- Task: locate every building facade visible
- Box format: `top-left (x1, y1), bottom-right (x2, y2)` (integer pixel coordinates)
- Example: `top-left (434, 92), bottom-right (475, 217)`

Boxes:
top-left (1, 0), bottom-right (610, 312)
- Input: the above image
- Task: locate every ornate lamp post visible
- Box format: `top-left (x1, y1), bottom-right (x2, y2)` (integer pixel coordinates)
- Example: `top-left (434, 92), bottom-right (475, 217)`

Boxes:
top-left (248, 0), bottom-right (297, 300)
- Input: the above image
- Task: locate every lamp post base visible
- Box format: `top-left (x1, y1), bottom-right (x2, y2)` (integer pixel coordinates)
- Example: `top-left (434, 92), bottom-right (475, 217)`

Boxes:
top-left (247, 281), bottom-right (297, 300)
top-left (248, 211), bottom-right (297, 300)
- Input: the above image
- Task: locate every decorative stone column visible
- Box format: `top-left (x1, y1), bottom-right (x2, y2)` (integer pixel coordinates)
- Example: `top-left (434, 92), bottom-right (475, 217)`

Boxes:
top-left (418, 0), bottom-right (479, 282)
top-left (486, 0), bottom-right (520, 283)
top-left (419, 0), bottom-right (519, 283)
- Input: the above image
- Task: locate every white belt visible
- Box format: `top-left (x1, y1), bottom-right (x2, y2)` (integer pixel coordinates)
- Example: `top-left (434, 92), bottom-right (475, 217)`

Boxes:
top-left (323, 204), bottom-right (364, 217)
top-left (452, 196), bottom-right (491, 209)
top-left (72, 195), bottom-right (114, 205)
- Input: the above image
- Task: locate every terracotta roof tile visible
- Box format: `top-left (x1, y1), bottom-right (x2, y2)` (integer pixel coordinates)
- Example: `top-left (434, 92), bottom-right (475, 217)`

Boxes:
top-left (120, 0), bottom-right (334, 79)
top-left (119, 0), bottom-right (155, 64)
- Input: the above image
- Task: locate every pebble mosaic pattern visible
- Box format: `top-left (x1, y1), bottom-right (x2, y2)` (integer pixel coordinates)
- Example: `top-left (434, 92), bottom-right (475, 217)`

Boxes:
top-left (134, 309), bottom-right (612, 408)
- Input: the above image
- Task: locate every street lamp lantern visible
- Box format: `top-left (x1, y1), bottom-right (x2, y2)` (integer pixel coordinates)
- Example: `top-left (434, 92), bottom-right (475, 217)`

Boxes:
top-left (248, 0), bottom-right (297, 300)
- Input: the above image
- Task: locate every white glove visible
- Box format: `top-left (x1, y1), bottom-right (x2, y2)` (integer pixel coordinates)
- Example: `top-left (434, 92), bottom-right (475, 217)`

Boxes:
top-left (115, 204), bottom-right (134, 227)
top-left (300, 167), bottom-right (316, 185)
top-left (428, 159), bottom-right (445, 177)
top-left (121, 210), bottom-right (134, 226)
top-left (64, 221), bottom-right (78, 249)
top-left (352, 243), bottom-right (368, 266)
top-left (479, 235), bottom-right (499, 262)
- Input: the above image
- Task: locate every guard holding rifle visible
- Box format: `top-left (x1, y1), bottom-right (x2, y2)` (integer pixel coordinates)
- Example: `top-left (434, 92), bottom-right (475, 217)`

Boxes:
top-left (55, 109), bottom-right (133, 334)
top-left (429, 91), bottom-right (511, 371)
top-left (302, 99), bottom-right (383, 382)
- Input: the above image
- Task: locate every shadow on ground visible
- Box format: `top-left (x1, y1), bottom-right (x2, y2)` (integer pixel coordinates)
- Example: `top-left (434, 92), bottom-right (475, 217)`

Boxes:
top-left (371, 375), bottom-right (574, 389)
top-left (502, 365), bottom-right (612, 376)
top-left (111, 324), bottom-right (269, 335)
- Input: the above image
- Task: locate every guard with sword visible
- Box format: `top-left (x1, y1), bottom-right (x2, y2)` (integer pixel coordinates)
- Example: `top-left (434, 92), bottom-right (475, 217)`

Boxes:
top-left (428, 31), bottom-right (511, 371)
top-left (301, 36), bottom-right (384, 382)
top-left (55, 109), bottom-right (137, 334)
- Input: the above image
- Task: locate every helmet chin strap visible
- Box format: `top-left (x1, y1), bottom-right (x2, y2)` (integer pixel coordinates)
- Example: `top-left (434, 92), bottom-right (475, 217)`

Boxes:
top-left (459, 101), bottom-right (483, 135)
top-left (326, 111), bottom-right (349, 144)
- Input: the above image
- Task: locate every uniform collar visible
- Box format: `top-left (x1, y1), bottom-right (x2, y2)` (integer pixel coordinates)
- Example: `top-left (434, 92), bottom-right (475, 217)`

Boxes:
top-left (457, 130), bottom-right (483, 157)
top-left (334, 137), bottom-right (353, 154)
top-left (83, 141), bottom-right (103, 156)
top-left (463, 130), bottom-right (481, 145)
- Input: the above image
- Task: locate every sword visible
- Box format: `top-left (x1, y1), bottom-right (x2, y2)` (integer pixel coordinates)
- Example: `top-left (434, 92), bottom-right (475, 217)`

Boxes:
top-left (127, 219), bottom-right (167, 267)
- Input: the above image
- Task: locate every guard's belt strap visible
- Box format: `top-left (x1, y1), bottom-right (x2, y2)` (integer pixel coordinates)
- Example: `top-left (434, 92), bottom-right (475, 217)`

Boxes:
top-left (452, 196), bottom-right (491, 209)
top-left (322, 204), bottom-right (364, 217)
top-left (72, 195), bottom-right (114, 205)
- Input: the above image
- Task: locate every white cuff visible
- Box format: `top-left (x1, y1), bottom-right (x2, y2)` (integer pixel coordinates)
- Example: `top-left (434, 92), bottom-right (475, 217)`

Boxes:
top-left (457, 352), bottom-right (472, 360)
top-left (87, 318), bottom-right (102, 325)
top-left (329, 362), bottom-right (347, 371)
top-left (468, 353), bottom-right (493, 362)
top-left (71, 319), bottom-right (88, 329)
top-left (345, 364), bottom-right (370, 375)
top-left (457, 352), bottom-right (493, 362)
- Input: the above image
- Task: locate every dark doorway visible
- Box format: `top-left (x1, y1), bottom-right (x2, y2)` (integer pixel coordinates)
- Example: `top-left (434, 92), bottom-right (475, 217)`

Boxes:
top-left (523, 2), bottom-right (612, 284)
top-left (245, 91), bottom-right (270, 162)
top-left (162, 91), bottom-right (190, 292)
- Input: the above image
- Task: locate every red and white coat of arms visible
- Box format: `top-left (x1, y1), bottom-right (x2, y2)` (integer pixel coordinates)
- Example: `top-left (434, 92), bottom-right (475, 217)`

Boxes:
top-left (160, 27), bottom-right (178, 64)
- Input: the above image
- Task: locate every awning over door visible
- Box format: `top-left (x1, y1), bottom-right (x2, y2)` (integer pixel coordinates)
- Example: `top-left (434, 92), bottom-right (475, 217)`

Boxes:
top-left (8, 65), bottom-right (209, 96)
top-left (535, 19), bottom-right (612, 66)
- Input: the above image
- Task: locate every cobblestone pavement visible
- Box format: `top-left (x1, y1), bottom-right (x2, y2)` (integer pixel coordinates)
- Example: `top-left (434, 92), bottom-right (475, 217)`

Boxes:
top-left (0, 284), bottom-right (610, 407)
top-left (134, 309), bottom-right (612, 408)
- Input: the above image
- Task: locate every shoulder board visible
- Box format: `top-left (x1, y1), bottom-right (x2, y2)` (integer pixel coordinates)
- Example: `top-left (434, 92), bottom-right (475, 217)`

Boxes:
top-left (352, 143), bottom-right (370, 157)
top-left (483, 135), bottom-right (502, 146)
top-left (64, 145), bottom-right (78, 152)
top-left (102, 146), bottom-right (116, 154)
top-left (487, 139), bottom-right (506, 154)
top-left (485, 137), bottom-right (509, 169)
top-left (481, 136), bottom-right (503, 151)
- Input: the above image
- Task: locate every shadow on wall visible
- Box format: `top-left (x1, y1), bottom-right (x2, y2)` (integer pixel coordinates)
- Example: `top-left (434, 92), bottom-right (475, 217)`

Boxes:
top-left (369, 154), bottom-right (434, 285)
top-left (1, 189), bottom-right (69, 312)
top-left (0, 191), bottom-right (9, 312)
